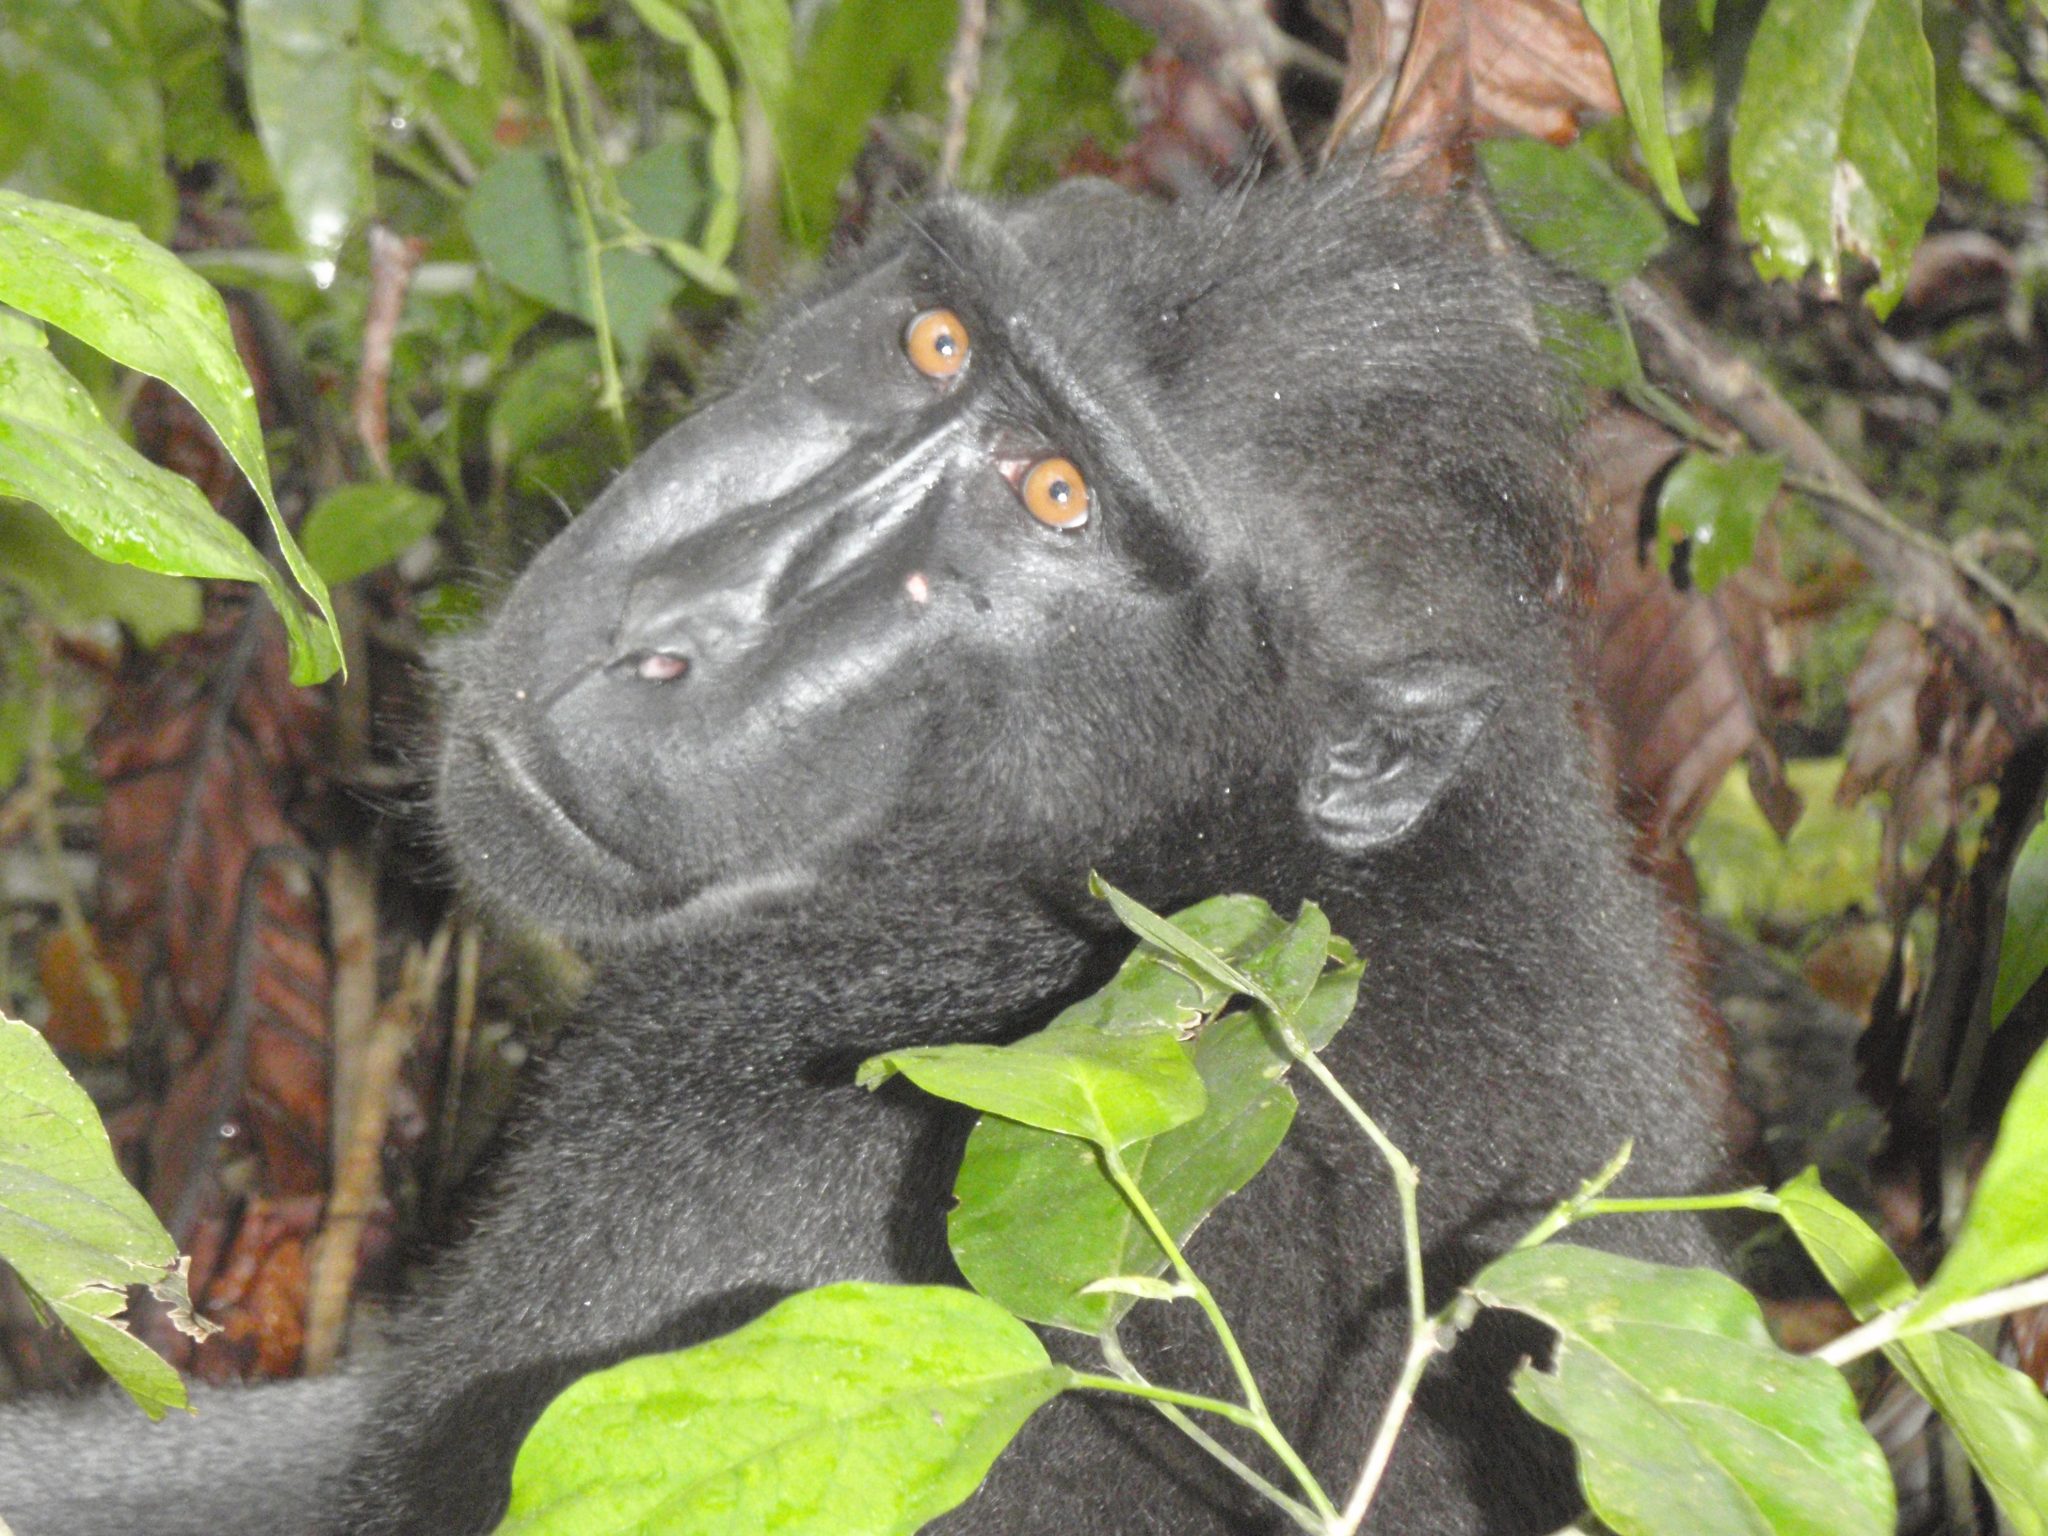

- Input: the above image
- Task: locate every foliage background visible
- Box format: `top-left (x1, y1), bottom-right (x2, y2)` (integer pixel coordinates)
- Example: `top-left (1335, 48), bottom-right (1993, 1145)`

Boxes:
top-left (0, 0), bottom-right (2046, 1528)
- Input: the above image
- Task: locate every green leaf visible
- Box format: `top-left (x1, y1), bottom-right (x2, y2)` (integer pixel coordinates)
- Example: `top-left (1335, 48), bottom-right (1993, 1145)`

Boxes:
top-left (497, 1283), bottom-right (1067, 1536)
top-left (860, 1028), bottom-right (1205, 1149)
top-left (1654, 451), bottom-right (1782, 594)
top-left (0, 187), bottom-right (341, 682)
top-left (489, 339), bottom-right (603, 471)
top-left (0, 499), bottom-right (199, 644)
top-left (0, 323), bottom-right (324, 666)
top-left (704, 0), bottom-right (793, 123)
top-left (951, 1008), bottom-right (1297, 1332)
top-left (1730, 0), bottom-right (1937, 315)
top-left (1895, 1333), bottom-right (2048, 1536)
top-left (1580, 0), bottom-right (1693, 222)
top-left (0, 1013), bottom-right (203, 1419)
top-left (241, 0), bottom-right (370, 281)
top-left (1090, 875), bottom-right (1269, 1007)
top-left (778, 0), bottom-right (954, 249)
top-left (1776, 1168), bottom-right (1914, 1316)
top-left (0, 0), bottom-right (175, 238)
top-left (1479, 139), bottom-right (1669, 288)
top-left (301, 483), bottom-right (444, 586)
top-left (1992, 819), bottom-right (2048, 1029)
top-left (1916, 1041), bottom-right (2048, 1315)
top-left (1539, 302), bottom-right (1644, 393)
top-left (1473, 1245), bottom-right (1893, 1536)
top-left (366, 0), bottom-right (482, 85)
top-left (622, 0), bottom-right (741, 271)
top-left (1778, 1170), bottom-right (2048, 1536)
top-left (463, 147), bottom-right (706, 362)
top-left (949, 902), bottom-right (1361, 1331)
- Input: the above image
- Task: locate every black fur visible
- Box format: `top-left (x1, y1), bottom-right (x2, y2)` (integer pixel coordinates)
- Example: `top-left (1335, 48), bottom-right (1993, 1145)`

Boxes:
top-left (0, 176), bottom-right (1727, 1534)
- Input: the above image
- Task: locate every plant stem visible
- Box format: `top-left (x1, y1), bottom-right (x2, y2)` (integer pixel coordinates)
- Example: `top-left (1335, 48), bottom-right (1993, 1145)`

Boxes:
top-left (1580, 1190), bottom-right (1780, 1219)
top-left (539, 41), bottom-right (629, 450)
top-left (1099, 1145), bottom-right (1274, 1422)
top-left (1332, 1324), bottom-right (1439, 1536)
top-left (1289, 1047), bottom-right (1425, 1333)
top-left (1274, 1037), bottom-right (1434, 1532)
top-left (1098, 1331), bottom-right (1326, 1535)
top-left (1816, 1272), bottom-right (2048, 1366)
top-left (1095, 1145), bottom-right (1337, 1525)
top-left (1070, 1372), bottom-right (1338, 1527)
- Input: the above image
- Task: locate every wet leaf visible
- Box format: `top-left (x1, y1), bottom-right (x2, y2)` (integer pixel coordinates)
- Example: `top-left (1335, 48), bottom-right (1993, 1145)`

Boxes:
top-left (0, 188), bottom-right (340, 681)
top-left (1730, 0), bottom-right (1937, 315)
top-left (242, 0), bottom-right (371, 281)
top-left (1473, 1244), bottom-right (1893, 1536)
top-left (0, 323), bottom-right (320, 668)
top-left (1580, 0), bottom-right (1691, 220)
top-left (1654, 451), bottom-right (1781, 595)
top-left (498, 1284), bottom-right (1067, 1536)
top-left (0, 1013), bottom-right (204, 1418)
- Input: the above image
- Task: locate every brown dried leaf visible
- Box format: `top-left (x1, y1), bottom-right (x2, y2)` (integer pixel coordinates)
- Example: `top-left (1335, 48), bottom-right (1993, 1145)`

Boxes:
top-left (1578, 410), bottom-right (1761, 854)
top-left (1378, 0), bottom-right (1621, 174)
top-left (92, 609), bottom-right (333, 1380)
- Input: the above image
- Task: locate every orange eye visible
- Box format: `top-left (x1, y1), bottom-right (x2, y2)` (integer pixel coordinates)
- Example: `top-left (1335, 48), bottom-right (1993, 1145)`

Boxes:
top-left (1021, 457), bottom-right (1089, 530)
top-left (904, 308), bottom-right (970, 380)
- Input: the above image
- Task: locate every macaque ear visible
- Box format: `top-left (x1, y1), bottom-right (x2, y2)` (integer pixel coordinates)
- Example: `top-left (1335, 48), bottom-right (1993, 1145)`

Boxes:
top-left (1302, 663), bottom-right (1502, 855)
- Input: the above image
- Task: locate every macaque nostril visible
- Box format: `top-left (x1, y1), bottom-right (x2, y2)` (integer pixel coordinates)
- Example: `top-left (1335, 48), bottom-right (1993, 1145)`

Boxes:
top-left (624, 650), bottom-right (690, 683)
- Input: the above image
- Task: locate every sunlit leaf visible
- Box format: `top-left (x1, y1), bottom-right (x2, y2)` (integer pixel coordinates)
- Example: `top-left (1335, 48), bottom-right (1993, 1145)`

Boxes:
top-left (241, 0), bottom-right (371, 281)
top-left (0, 1014), bottom-right (203, 1419)
top-left (1580, 0), bottom-right (1692, 221)
top-left (1730, 0), bottom-right (1937, 314)
top-left (859, 1028), bottom-right (1204, 1149)
top-left (950, 900), bottom-right (1361, 1331)
top-left (951, 1011), bottom-right (1295, 1331)
top-left (1654, 451), bottom-right (1781, 594)
top-left (1474, 1244), bottom-right (1893, 1536)
top-left (498, 1284), bottom-right (1067, 1536)
top-left (0, 188), bottom-right (341, 681)
top-left (1779, 1169), bottom-right (2048, 1536)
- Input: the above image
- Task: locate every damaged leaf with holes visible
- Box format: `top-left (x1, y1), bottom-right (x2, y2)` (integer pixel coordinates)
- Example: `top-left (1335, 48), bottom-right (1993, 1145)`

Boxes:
top-left (0, 1013), bottom-right (212, 1418)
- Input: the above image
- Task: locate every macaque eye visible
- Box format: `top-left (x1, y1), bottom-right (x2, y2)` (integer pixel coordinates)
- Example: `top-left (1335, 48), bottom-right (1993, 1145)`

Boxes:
top-left (1020, 456), bottom-right (1089, 530)
top-left (904, 308), bottom-right (970, 380)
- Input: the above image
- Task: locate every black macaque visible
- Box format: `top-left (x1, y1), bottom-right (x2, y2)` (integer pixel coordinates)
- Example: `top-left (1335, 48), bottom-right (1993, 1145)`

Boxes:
top-left (0, 174), bottom-right (1729, 1535)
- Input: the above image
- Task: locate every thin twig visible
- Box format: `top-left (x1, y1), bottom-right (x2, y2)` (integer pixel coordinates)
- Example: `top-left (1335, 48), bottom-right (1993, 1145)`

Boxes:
top-left (302, 924), bottom-right (453, 1373)
top-left (1098, 1328), bottom-right (1324, 1534)
top-left (1815, 1272), bottom-right (2048, 1367)
top-left (937, 0), bottom-right (989, 189)
top-left (352, 225), bottom-right (424, 479)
